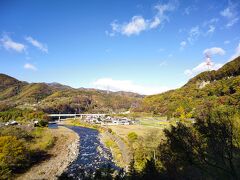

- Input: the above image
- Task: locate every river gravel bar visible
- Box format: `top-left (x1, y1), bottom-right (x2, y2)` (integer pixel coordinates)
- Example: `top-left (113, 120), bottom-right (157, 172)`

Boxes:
top-left (16, 126), bottom-right (79, 180)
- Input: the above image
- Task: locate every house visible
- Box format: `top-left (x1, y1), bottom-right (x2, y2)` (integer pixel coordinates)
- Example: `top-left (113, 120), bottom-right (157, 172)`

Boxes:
top-left (5, 120), bottom-right (19, 126)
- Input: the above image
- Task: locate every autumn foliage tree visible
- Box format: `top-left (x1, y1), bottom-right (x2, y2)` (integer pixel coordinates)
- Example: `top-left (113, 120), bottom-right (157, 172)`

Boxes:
top-left (158, 105), bottom-right (240, 179)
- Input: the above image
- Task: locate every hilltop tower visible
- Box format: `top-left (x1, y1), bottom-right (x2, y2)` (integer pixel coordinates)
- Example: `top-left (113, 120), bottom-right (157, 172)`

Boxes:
top-left (205, 54), bottom-right (212, 70)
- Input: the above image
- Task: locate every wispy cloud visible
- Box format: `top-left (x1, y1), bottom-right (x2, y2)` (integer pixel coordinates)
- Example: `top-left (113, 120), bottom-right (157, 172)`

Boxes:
top-left (158, 48), bottom-right (165, 52)
top-left (180, 41), bottom-right (187, 50)
top-left (0, 35), bottom-right (26, 53)
top-left (107, 0), bottom-right (178, 36)
top-left (25, 36), bottom-right (48, 53)
top-left (92, 78), bottom-right (169, 95)
top-left (183, 18), bottom-right (218, 45)
top-left (220, 2), bottom-right (239, 28)
top-left (202, 18), bottom-right (219, 27)
top-left (203, 18), bottom-right (218, 36)
top-left (226, 18), bottom-right (239, 27)
top-left (187, 26), bottom-right (200, 43)
top-left (159, 61), bottom-right (167, 67)
top-left (207, 25), bottom-right (215, 34)
top-left (224, 40), bottom-right (230, 44)
top-left (24, 63), bottom-right (37, 71)
top-left (183, 5), bottom-right (197, 15)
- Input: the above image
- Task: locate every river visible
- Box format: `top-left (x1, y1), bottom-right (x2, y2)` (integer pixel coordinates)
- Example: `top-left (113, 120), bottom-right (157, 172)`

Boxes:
top-left (49, 124), bottom-right (118, 178)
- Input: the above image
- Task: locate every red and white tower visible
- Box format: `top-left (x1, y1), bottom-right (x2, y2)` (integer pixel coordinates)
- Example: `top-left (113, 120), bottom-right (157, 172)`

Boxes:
top-left (205, 54), bottom-right (212, 70)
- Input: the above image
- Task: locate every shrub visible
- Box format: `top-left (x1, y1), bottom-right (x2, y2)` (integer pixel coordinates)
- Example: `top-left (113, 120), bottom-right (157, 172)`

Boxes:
top-left (127, 132), bottom-right (138, 143)
top-left (37, 120), bottom-right (48, 127)
top-left (107, 128), bottom-right (112, 133)
top-left (0, 136), bottom-right (29, 178)
top-left (0, 126), bottom-right (33, 141)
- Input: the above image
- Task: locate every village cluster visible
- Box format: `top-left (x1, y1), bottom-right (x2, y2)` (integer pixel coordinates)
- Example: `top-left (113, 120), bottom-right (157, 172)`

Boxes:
top-left (83, 115), bottom-right (138, 126)
top-left (0, 114), bottom-right (139, 127)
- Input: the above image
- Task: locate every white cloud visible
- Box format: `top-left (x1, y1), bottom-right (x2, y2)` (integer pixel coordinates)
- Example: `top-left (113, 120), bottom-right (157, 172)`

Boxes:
top-left (92, 78), bottom-right (169, 95)
top-left (220, 3), bottom-right (239, 28)
top-left (107, 1), bottom-right (177, 36)
top-left (121, 16), bottom-right (147, 36)
top-left (229, 43), bottom-right (240, 61)
top-left (24, 63), bottom-right (37, 71)
top-left (25, 36), bottom-right (48, 53)
top-left (185, 47), bottom-right (226, 76)
top-left (184, 61), bottom-right (223, 76)
top-left (221, 7), bottom-right (234, 18)
top-left (149, 16), bottom-right (161, 29)
top-left (180, 41), bottom-right (187, 50)
top-left (203, 47), bottom-right (225, 56)
top-left (0, 35), bottom-right (26, 53)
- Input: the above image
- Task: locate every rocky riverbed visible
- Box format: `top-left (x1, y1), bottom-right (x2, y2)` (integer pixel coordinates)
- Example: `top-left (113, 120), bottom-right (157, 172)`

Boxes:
top-left (16, 126), bottom-right (80, 180)
top-left (61, 126), bottom-right (119, 179)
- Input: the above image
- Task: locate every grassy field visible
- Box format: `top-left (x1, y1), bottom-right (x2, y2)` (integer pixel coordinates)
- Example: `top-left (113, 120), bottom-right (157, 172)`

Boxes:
top-left (109, 125), bottom-right (163, 143)
top-left (63, 116), bottom-right (174, 143)
top-left (138, 117), bottom-right (171, 127)
top-left (107, 115), bottom-right (178, 143)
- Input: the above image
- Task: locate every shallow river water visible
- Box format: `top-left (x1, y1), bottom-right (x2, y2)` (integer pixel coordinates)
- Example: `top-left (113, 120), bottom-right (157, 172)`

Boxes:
top-left (50, 124), bottom-right (118, 178)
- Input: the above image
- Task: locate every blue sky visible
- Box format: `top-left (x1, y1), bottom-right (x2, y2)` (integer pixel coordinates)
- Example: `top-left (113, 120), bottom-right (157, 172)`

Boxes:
top-left (0, 0), bottom-right (240, 94)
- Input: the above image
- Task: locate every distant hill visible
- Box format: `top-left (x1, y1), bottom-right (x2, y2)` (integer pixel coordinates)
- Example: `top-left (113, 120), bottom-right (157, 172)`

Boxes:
top-left (0, 74), bottom-right (18, 87)
top-left (46, 82), bottom-right (73, 90)
top-left (133, 56), bottom-right (240, 117)
top-left (0, 74), bottom-right (142, 113)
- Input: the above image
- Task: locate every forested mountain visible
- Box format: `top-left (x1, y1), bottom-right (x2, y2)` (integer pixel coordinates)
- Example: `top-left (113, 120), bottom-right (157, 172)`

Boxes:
top-left (1, 56), bottom-right (239, 116)
top-left (0, 74), bottom-right (142, 113)
top-left (133, 56), bottom-right (240, 118)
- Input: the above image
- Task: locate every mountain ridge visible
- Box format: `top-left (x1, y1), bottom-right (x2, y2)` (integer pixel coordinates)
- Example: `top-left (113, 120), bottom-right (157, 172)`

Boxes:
top-left (186, 56), bottom-right (240, 86)
top-left (133, 56), bottom-right (240, 117)
top-left (1, 56), bottom-right (239, 115)
top-left (0, 74), bottom-right (143, 113)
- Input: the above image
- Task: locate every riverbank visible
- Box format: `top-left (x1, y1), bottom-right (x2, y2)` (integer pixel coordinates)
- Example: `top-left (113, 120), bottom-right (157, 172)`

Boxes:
top-left (62, 119), bottom-right (132, 169)
top-left (60, 119), bottom-right (103, 131)
top-left (16, 126), bottom-right (79, 180)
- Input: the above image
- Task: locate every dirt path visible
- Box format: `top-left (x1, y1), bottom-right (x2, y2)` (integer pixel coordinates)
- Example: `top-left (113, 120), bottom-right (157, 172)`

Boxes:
top-left (101, 131), bottom-right (132, 169)
top-left (16, 126), bottom-right (79, 180)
